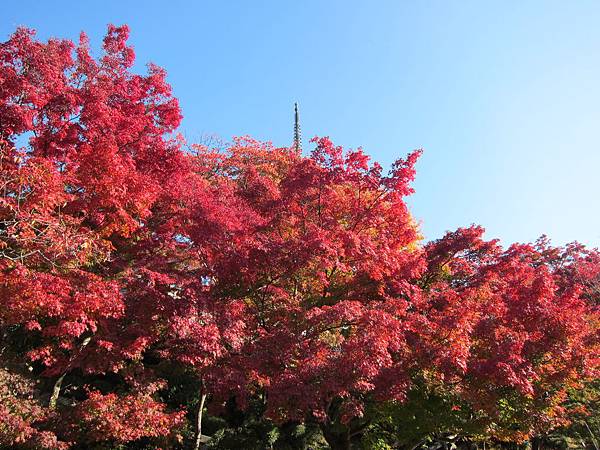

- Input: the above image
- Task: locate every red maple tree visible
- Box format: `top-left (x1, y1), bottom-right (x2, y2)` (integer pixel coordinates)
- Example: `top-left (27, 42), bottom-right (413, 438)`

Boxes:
top-left (0, 25), bottom-right (598, 450)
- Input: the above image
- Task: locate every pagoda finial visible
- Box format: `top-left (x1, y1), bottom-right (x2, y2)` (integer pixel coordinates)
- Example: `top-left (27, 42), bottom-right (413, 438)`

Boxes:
top-left (293, 102), bottom-right (302, 152)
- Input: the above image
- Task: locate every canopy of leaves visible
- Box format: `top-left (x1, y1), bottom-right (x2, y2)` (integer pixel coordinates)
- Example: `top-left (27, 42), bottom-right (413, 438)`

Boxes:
top-left (0, 26), bottom-right (598, 450)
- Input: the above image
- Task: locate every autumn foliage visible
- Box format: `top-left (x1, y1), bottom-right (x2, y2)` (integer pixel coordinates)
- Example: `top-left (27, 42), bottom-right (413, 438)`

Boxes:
top-left (0, 26), bottom-right (598, 450)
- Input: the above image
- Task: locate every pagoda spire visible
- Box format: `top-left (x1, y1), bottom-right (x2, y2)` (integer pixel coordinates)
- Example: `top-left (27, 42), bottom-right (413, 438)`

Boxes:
top-left (293, 102), bottom-right (302, 152)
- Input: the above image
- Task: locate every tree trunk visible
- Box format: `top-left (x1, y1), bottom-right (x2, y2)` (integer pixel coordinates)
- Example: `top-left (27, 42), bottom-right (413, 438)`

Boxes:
top-left (194, 391), bottom-right (207, 450)
top-left (48, 335), bottom-right (91, 408)
top-left (584, 421), bottom-right (599, 450)
top-left (48, 372), bottom-right (66, 409)
top-left (321, 425), bottom-right (351, 450)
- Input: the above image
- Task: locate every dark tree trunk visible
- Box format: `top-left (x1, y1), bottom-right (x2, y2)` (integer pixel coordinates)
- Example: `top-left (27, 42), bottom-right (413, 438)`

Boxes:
top-left (321, 424), bottom-right (351, 450)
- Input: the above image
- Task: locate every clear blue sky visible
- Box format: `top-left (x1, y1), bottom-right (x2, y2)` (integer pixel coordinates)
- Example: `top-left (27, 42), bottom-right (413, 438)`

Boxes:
top-left (4, 1), bottom-right (600, 247)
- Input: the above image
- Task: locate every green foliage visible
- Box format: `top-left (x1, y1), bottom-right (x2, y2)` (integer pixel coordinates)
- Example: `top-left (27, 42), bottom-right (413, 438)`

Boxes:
top-left (204, 399), bottom-right (327, 449)
top-left (543, 380), bottom-right (600, 449)
top-left (361, 383), bottom-right (486, 449)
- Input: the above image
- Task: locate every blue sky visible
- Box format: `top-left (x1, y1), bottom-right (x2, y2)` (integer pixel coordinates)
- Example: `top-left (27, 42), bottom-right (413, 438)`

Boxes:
top-left (3, 1), bottom-right (600, 247)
